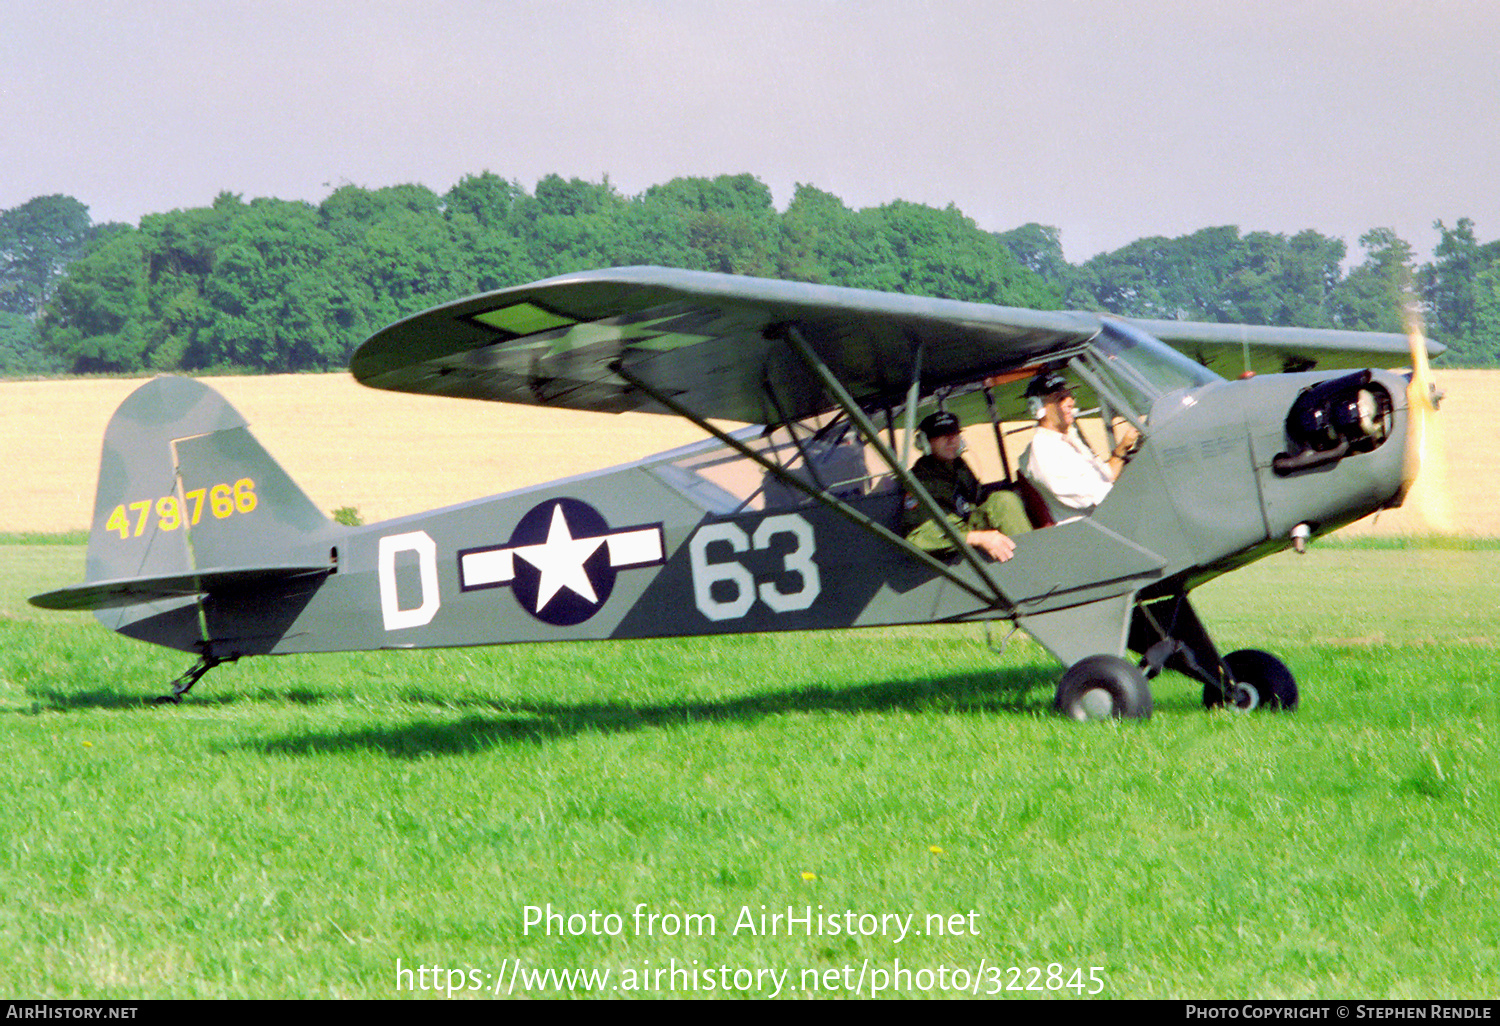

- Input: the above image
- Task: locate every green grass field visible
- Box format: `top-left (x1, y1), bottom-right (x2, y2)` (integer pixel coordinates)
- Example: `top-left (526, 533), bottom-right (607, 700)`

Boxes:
top-left (2, 539), bottom-right (1497, 1000)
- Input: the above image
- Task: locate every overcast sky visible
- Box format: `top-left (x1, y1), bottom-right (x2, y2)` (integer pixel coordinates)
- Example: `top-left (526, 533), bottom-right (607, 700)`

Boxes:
top-left (4, 0), bottom-right (1496, 263)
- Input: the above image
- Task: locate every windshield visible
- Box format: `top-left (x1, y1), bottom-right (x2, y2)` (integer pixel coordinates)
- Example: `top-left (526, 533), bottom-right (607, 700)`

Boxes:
top-left (1089, 320), bottom-right (1224, 415)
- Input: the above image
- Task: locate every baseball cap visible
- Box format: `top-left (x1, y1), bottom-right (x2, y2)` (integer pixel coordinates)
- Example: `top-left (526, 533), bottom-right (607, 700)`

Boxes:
top-left (1024, 371), bottom-right (1071, 400)
top-left (918, 411), bottom-right (961, 437)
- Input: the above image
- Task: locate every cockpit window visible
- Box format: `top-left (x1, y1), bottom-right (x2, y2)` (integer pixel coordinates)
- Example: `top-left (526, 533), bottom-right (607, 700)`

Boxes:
top-left (1094, 320), bottom-right (1224, 402)
top-left (1079, 320), bottom-right (1225, 424)
top-left (647, 414), bottom-right (893, 515)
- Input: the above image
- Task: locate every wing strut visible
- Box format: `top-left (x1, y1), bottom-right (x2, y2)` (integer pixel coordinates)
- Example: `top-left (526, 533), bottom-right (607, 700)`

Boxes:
top-left (982, 384), bottom-right (1013, 482)
top-left (776, 326), bottom-right (1010, 608)
top-left (899, 343), bottom-right (923, 470)
top-left (1069, 353), bottom-right (1147, 435)
top-left (760, 373), bottom-right (832, 494)
top-left (609, 361), bottom-right (1006, 610)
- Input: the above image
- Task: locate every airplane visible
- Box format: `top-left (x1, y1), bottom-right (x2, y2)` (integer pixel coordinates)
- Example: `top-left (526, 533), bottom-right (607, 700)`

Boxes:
top-left (29, 266), bottom-right (1443, 719)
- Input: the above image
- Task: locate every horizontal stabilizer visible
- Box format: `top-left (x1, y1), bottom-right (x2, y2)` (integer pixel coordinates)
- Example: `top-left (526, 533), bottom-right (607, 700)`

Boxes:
top-left (30, 564), bottom-right (333, 612)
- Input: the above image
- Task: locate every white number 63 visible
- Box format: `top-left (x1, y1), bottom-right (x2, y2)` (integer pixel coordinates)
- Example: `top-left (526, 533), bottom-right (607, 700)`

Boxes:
top-left (688, 513), bottom-right (821, 622)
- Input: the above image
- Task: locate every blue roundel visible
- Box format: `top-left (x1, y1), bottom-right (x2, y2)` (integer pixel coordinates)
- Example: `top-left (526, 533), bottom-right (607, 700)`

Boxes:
top-left (505, 498), bottom-right (618, 626)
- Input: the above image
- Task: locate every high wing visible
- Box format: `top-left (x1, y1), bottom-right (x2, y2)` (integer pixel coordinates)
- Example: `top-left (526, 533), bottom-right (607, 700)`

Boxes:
top-left (351, 266), bottom-right (1439, 424)
top-left (352, 266), bottom-right (1102, 424)
top-left (1132, 318), bottom-right (1430, 379)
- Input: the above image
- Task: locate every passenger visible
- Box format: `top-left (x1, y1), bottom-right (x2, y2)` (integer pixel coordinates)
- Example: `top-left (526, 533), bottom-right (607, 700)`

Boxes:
top-left (902, 411), bottom-right (1030, 562)
top-left (1018, 371), bottom-right (1138, 523)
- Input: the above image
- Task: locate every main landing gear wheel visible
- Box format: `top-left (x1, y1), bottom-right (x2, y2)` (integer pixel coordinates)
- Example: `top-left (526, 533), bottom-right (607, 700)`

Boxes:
top-left (1204, 648), bottom-right (1299, 712)
top-left (1054, 655), bottom-right (1153, 721)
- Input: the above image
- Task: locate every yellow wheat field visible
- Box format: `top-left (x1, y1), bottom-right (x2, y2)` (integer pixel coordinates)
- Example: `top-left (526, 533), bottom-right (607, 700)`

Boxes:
top-left (1, 370), bottom-right (1491, 536)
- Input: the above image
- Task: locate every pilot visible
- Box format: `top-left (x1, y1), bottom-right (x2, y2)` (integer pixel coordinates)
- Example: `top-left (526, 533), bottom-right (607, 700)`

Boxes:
top-left (902, 411), bottom-right (1030, 562)
top-left (1018, 371), bottom-right (1138, 523)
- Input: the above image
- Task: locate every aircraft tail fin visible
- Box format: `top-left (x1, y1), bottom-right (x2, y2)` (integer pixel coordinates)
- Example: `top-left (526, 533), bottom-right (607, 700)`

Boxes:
top-left (40, 376), bottom-right (339, 652)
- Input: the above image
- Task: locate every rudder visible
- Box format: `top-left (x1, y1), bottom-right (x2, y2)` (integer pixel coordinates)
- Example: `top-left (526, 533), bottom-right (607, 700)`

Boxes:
top-left (86, 376), bottom-right (332, 587)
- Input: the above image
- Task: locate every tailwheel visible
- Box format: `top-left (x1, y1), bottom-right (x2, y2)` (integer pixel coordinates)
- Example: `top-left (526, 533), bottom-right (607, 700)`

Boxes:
top-left (1204, 648), bottom-right (1299, 712)
top-left (1054, 655), bottom-right (1153, 721)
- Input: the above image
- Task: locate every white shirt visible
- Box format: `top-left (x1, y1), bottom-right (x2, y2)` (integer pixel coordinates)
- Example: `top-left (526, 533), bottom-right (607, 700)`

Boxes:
top-left (1019, 425), bottom-right (1115, 523)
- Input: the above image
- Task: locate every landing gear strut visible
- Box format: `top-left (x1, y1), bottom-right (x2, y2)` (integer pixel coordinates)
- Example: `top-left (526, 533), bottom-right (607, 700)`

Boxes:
top-left (153, 653), bottom-right (234, 705)
top-left (1129, 591), bottom-right (1299, 713)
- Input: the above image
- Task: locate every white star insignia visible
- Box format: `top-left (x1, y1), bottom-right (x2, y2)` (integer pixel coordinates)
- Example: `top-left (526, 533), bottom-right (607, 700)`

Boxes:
top-left (457, 501), bottom-right (666, 620)
top-left (511, 504), bottom-right (605, 612)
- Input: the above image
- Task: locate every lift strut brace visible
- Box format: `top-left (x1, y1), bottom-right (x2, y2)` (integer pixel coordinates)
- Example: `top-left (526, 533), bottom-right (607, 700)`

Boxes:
top-left (776, 325), bottom-right (1010, 608)
top-left (609, 355), bottom-right (1008, 611)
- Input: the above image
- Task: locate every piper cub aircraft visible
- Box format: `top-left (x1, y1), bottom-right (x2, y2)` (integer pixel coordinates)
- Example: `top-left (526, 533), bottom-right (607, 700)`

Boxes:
top-left (32, 266), bottom-right (1442, 719)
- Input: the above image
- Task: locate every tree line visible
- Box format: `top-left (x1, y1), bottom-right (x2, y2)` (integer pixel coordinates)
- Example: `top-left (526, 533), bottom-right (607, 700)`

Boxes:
top-left (2, 175), bottom-right (1496, 376)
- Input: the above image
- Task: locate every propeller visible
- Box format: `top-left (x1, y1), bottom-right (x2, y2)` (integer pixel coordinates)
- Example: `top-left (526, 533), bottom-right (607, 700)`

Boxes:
top-left (1398, 300), bottom-right (1448, 523)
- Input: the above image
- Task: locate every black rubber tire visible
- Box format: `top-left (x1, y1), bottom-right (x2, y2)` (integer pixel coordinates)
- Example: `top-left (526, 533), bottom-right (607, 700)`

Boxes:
top-left (1203, 648), bottom-right (1300, 711)
top-left (1054, 655), bottom-right (1154, 721)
